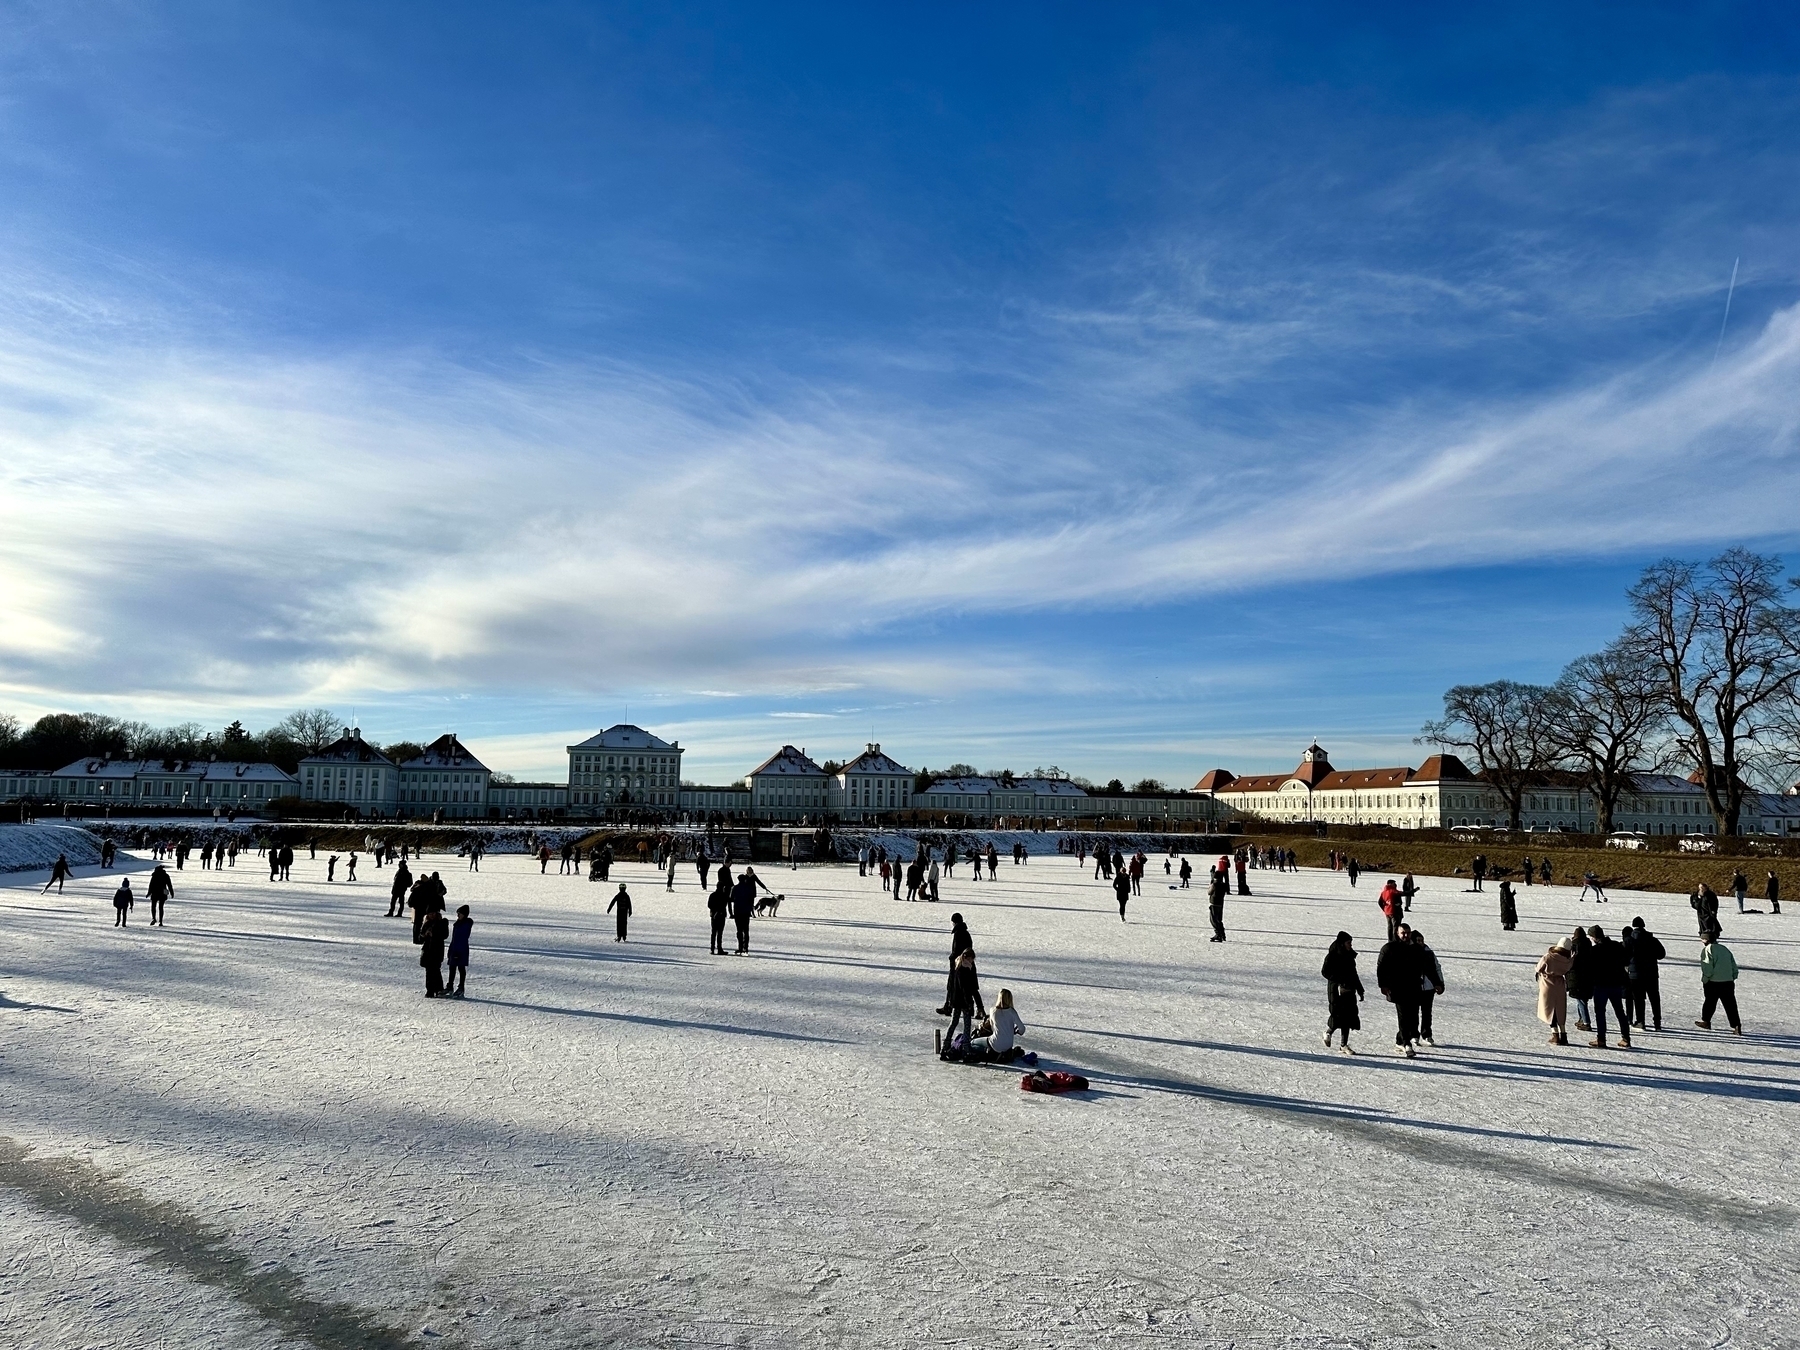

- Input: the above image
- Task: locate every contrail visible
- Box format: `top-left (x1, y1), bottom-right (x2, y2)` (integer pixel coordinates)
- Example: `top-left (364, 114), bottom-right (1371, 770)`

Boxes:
top-left (1711, 256), bottom-right (1740, 370)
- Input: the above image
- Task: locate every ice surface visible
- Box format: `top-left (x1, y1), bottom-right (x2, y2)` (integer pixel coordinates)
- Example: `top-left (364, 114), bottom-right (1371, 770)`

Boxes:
top-left (2, 845), bottom-right (1795, 1347)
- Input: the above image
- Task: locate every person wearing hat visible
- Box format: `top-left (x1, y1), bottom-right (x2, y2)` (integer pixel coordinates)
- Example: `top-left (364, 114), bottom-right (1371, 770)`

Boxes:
top-left (111, 877), bottom-right (134, 927)
top-left (1498, 878), bottom-right (1518, 931)
top-left (607, 883), bottom-right (633, 942)
top-left (1584, 925), bottom-right (1631, 1049)
top-left (1321, 931), bottom-right (1364, 1054)
top-left (1622, 917), bottom-right (1665, 1031)
top-left (1535, 937), bottom-right (1574, 1046)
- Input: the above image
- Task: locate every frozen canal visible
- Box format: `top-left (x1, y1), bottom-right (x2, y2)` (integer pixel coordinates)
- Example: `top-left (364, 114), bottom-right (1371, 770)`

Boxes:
top-left (3, 844), bottom-right (1796, 1348)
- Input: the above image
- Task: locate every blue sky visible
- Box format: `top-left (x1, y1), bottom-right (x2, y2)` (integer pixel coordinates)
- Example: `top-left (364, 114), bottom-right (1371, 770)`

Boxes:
top-left (2, 3), bottom-right (1798, 783)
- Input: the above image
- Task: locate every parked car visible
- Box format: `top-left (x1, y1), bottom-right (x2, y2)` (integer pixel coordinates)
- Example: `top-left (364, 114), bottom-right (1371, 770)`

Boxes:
top-left (1606, 832), bottom-right (1649, 850)
top-left (1677, 834), bottom-right (1718, 854)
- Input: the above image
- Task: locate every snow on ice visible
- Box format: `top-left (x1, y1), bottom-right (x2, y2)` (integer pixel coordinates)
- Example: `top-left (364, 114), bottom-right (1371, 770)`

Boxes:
top-left (2, 840), bottom-right (1796, 1347)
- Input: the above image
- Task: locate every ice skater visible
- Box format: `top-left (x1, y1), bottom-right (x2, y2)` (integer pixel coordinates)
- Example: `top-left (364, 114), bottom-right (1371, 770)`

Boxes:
top-left (112, 878), bottom-right (134, 927)
top-left (388, 858), bottom-right (413, 917)
top-left (346, 852), bottom-right (358, 882)
top-left (1321, 931), bottom-right (1363, 1053)
top-left (1411, 928), bottom-right (1446, 1047)
top-left (608, 883), bottom-right (633, 941)
top-left (1113, 867), bottom-right (1131, 920)
top-left (42, 853), bottom-right (71, 894)
top-left (446, 905), bottom-right (472, 997)
top-left (421, 907), bottom-right (449, 997)
top-left (1536, 937), bottom-right (1573, 1046)
top-left (707, 874), bottom-right (730, 954)
top-left (1696, 933), bottom-right (1743, 1033)
top-left (1376, 921), bottom-right (1423, 1057)
top-left (937, 914), bottom-right (974, 1013)
top-left (147, 865), bottom-right (173, 926)
top-left (1207, 865), bottom-right (1227, 942)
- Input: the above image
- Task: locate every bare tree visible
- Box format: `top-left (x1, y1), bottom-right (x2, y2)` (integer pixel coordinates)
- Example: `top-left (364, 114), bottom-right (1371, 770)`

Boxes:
top-left (1625, 550), bottom-right (1800, 835)
top-left (1419, 681), bottom-right (1556, 830)
top-left (273, 708), bottom-right (343, 755)
top-left (1544, 641), bottom-right (1668, 836)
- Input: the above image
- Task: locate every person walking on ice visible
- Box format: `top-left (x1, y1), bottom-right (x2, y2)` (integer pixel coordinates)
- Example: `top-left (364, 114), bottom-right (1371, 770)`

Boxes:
top-left (1536, 937), bottom-right (1573, 1046)
top-left (112, 877), bottom-right (134, 927)
top-left (1696, 932), bottom-right (1743, 1034)
top-left (147, 865), bottom-right (173, 926)
top-left (608, 884), bottom-right (633, 942)
top-left (1321, 931), bottom-right (1363, 1054)
top-left (1113, 867), bottom-right (1131, 921)
top-left (1376, 921), bottom-right (1425, 1057)
top-left (42, 853), bottom-right (71, 894)
top-left (446, 905), bottom-right (472, 997)
top-left (1207, 864), bottom-right (1228, 942)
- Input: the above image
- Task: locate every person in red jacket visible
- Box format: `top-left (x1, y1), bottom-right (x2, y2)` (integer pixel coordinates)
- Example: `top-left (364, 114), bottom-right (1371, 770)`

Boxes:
top-left (1378, 879), bottom-right (1404, 942)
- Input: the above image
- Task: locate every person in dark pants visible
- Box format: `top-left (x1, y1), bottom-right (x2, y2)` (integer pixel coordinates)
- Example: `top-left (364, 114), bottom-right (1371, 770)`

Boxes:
top-left (1584, 925), bottom-right (1632, 1048)
top-left (421, 909), bottom-right (448, 997)
top-left (1113, 868), bottom-right (1131, 921)
top-left (1321, 931), bottom-right (1363, 1053)
top-left (388, 860), bottom-right (413, 917)
top-left (1234, 851), bottom-right (1250, 896)
top-left (607, 884), bottom-right (633, 941)
top-left (730, 874), bottom-right (757, 954)
top-left (938, 914), bottom-right (975, 1012)
top-left (1411, 928), bottom-right (1446, 1046)
top-left (446, 905), bottom-right (472, 997)
top-left (707, 875), bottom-right (730, 954)
top-left (42, 854), bottom-right (71, 894)
top-left (1498, 879), bottom-right (1518, 931)
top-left (941, 949), bottom-right (986, 1057)
top-left (269, 845), bottom-right (281, 881)
top-left (1376, 922), bottom-right (1423, 1057)
top-left (279, 844), bottom-right (294, 880)
top-left (1207, 867), bottom-right (1227, 942)
top-left (1766, 871), bottom-right (1781, 915)
top-left (1345, 857), bottom-right (1360, 888)
top-left (1696, 934), bottom-right (1742, 1033)
top-left (1731, 868), bottom-right (1749, 914)
top-left (1470, 854), bottom-right (1488, 892)
top-left (112, 878), bottom-right (134, 926)
top-left (1623, 917), bottom-right (1666, 1031)
top-left (1691, 883), bottom-right (1721, 939)
top-left (147, 865), bottom-right (173, 926)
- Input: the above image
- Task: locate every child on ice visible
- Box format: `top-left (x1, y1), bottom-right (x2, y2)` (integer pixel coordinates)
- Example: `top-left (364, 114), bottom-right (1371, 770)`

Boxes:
top-left (447, 905), bottom-right (472, 998)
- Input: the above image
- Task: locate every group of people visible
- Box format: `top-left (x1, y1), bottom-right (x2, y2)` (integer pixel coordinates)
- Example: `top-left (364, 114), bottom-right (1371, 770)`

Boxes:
top-left (1531, 917), bottom-right (1741, 1042)
top-left (1321, 925), bottom-right (1444, 1056)
top-left (108, 866), bottom-right (175, 926)
top-left (935, 912), bottom-right (1031, 1064)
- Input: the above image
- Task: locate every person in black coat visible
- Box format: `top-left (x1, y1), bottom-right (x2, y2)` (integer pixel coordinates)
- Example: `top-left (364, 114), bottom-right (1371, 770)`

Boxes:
top-left (707, 874), bottom-right (730, 954)
top-left (1622, 917), bottom-right (1666, 1031)
top-left (607, 884), bottom-right (633, 941)
top-left (1321, 931), bottom-right (1363, 1052)
top-left (1207, 868), bottom-right (1228, 942)
top-left (1767, 871), bottom-right (1782, 915)
top-left (1691, 883), bottom-right (1721, 939)
top-left (937, 914), bottom-right (975, 1012)
top-left (1113, 869), bottom-right (1131, 921)
top-left (421, 910), bottom-right (448, 997)
top-left (1498, 879), bottom-right (1518, 931)
top-left (1375, 923), bottom-right (1424, 1057)
top-left (1584, 924), bottom-right (1632, 1048)
top-left (112, 878), bottom-right (134, 927)
top-left (388, 859), bottom-right (413, 918)
top-left (147, 865), bottom-right (173, 926)
top-left (729, 873), bottom-right (757, 953)
top-left (942, 949), bottom-right (986, 1057)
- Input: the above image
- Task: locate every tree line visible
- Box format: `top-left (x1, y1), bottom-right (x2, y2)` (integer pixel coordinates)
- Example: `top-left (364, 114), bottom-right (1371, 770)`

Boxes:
top-left (0, 708), bottom-right (428, 777)
top-left (1422, 550), bottom-right (1800, 837)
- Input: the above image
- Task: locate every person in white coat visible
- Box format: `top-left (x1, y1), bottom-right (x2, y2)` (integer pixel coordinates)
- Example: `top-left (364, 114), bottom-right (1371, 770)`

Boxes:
top-left (973, 988), bottom-right (1027, 1060)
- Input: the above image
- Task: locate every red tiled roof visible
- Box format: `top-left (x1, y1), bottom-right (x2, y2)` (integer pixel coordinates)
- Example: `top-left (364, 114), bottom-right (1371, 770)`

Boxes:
top-left (1313, 767), bottom-right (1412, 791)
top-left (1413, 754), bottom-right (1473, 782)
top-left (1193, 769), bottom-right (1235, 791)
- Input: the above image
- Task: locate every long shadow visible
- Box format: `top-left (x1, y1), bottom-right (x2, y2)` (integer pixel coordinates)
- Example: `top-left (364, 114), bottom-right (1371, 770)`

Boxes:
top-left (0, 990), bottom-right (77, 1013)
top-left (477, 943), bottom-right (709, 970)
top-left (1032, 1037), bottom-right (1794, 1232)
top-left (462, 997), bottom-right (849, 1045)
top-left (1045, 1023), bottom-right (1800, 1104)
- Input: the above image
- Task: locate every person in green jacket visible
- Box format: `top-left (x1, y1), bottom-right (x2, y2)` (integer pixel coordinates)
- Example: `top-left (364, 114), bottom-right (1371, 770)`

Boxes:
top-left (1696, 934), bottom-right (1742, 1034)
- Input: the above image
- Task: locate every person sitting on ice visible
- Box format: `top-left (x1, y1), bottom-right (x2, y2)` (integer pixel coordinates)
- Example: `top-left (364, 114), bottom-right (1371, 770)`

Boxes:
top-left (971, 988), bottom-right (1028, 1062)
